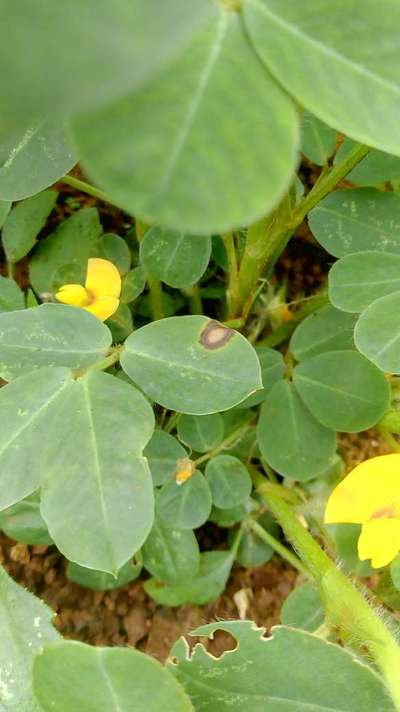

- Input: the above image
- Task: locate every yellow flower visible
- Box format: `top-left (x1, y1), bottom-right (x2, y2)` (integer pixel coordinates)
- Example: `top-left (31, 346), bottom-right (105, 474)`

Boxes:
top-left (325, 454), bottom-right (400, 568)
top-left (56, 258), bottom-right (121, 321)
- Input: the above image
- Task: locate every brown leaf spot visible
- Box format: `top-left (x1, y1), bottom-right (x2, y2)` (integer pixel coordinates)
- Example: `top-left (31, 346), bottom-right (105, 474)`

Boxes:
top-left (199, 320), bottom-right (234, 350)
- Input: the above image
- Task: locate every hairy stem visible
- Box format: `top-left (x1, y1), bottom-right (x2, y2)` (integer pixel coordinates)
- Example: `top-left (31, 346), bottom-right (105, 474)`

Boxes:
top-left (253, 470), bottom-right (400, 710)
top-left (233, 142), bottom-right (370, 320)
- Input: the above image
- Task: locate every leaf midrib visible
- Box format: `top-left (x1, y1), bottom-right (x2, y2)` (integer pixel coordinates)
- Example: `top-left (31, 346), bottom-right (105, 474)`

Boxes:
top-left (295, 372), bottom-right (376, 406)
top-left (82, 378), bottom-right (116, 572)
top-left (153, 9), bottom-right (229, 201)
top-left (127, 349), bottom-right (249, 386)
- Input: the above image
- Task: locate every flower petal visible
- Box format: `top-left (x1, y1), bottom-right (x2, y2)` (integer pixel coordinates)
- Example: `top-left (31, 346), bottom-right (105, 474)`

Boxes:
top-left (358, 517), bottom-right (400, 568)
top-left (325, 454), bottom-right (400, 524)
top-left (85, 258), bottom-right (121, 299)
top-left (55, 284), bottom-right (89, 307)
top-left (84, 297), bottom-right (119, 322)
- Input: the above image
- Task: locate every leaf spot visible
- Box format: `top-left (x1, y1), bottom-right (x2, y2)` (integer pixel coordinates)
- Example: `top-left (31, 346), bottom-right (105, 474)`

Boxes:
top-left (199, 321), bottom-right (234, 350)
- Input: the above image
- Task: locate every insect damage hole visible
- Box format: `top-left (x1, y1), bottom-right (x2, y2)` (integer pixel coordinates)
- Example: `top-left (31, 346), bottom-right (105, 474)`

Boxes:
top-left (199, 321), bottom-right (234, 350)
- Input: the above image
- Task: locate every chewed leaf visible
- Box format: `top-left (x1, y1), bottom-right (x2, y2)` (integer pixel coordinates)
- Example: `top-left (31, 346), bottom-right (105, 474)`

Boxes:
top-left (169, 622), bottom-right (395, 712)
top-left (33, 641), bottom-right (193, 712)
top-left (121, 316), bottom-right (262, 414)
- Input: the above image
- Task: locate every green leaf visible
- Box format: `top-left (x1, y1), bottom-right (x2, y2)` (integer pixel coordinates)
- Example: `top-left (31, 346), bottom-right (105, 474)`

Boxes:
top-left (177, 413), bottom-right (224, 453)
top-left (144, 430), bottom-right (187, 487)
top-left (336, 139), bottom-right (400, 186)
top-left (232, 513), bottom-right (279, 567)
top-left (0, 564), bottom-right (60, 711)
top-left (244, 0), bottom-right (400, 156)
top-left (156, 471), bottom-right (212, 529)
top-left (121, 316), bottom-right (262, 414)
top-left (40, 371), bottom-right (155, 573)
top-left (2, 0), bottom-right (212, 129)
top-left (354, 291), bottom-right (400, 373)
top-left (140, 227), bottom-right (211, 288)
top-left (236, 345), bottom-right (285, 408)
top-left (33, 641), bottom-right (193, 712)
top-left (2, 189), bottom-right (57, 263)
top-left (0, 367), bottom-right (72, 509)
top-left (0, 493), bottom-right (52, 546)
top-left (205, 455), bottom-right (252, 509)
top-left (280, 582), bottom-right (324, 632)
top-left (66, 558), bottom-right (142, 591)
top-left (120, 266), bottom-right (146, 304)
top-left (308, 188), bottom-right (400, 257)
top-left (0, 304), bottom-right (112, 380)
top-left (301, 111), bottom-right (337, 166)
top-left (142, 519), bottom-right (200, 584)
top-left (73, 4), bottom-right (298, 234)
top-left (329, 251), bottom-right (400, 313)
top-left (327, 524), bottom-right (372, 577)
top-left (293, 351), bottom-right (390, 432)
top-left (98, 233), bottom-right (131, 275)
top-left (144, 551), bottom-right (233, 606)
top-left (0, 120), bottom-right (75, 201)
top-left (29, 207), bottom-right (102, 295)
top-left (170, 621), bottom-right (395, 711)
top-left (0, 277), bottom-right (25, 313)
top-left (0, 201), bottom-right (11, 228)
top-left (257, 380), bottom-right (337, 480)
top-left (105, 303), bottom-right (133, 342)
top-left (209, 503), bottom-right (247, 528)
top-left (290, 305), bottom-right (356, 361)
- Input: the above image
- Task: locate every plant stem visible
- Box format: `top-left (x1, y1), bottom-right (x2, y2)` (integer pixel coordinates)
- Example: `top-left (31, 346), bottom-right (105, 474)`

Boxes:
top-left (288, 142), bottom-right (370, 229)
top-left (253, 470), bottom-right (400, 710)
top-left (194, 421), bottom-right (253, 466)
top-left (249, 518), bottom-right (308, 575)
top-left (60, 175), bottom-right (119, 207)
top-left (164, 412), bottom-right (181, 434)
top-left (134, 219), bottom-right (165, 321)
top-left (181, 284), bottom-right (203, 315)
top-left (73, 347), bottom-right (122, 377)
top-left (222, 233), bottom-right (240, 317)
top-left (377, 427), bottom-right (400, 454)
top-left (230, 519), bottom-right (246, 558)
top-left (233, 142), bottom-right (370, 320)
top-left (235, 193), bottom-right (293, 318)
top-left (147, 276), bottom-right (164, 321)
